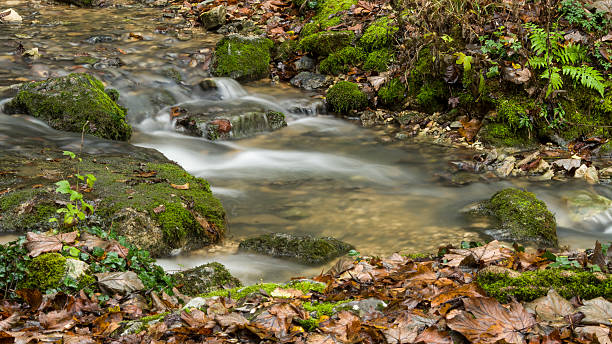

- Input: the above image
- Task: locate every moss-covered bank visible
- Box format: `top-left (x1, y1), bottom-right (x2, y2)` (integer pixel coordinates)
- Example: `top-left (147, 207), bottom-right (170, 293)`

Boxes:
top-left (211, 35), bottom-right (274, 81)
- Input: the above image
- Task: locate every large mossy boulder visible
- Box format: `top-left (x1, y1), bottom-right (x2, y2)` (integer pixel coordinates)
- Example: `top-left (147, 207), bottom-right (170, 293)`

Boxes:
top-left (211, 34), bottom-right (274, 81)
top-left (475, 188), bottom-right (558, 247)
top-left (173, 262), bottom-right (241, 296)
top-left (239, 233), bottom-right (354, 265)
top-left (326, 81), bottom-right (368, 115)
top-left (0, 148), bottom-right (226, 257)
top-left (3, 73), bottom-right (132, 141)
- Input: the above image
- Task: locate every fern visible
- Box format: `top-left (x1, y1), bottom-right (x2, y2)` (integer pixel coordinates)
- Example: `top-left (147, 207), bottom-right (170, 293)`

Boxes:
top-left (540, 67), bottom-right (563, 97)
top-left (562, 65), bottom-right (606, 96)
top-left (528, 56), bottom-right (548, 69)
top-left (556, 43), bottom-right (585, 65)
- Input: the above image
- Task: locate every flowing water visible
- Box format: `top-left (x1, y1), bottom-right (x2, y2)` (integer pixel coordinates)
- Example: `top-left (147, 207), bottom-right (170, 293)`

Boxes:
top-left (1, 0), bottom-right (612, 284)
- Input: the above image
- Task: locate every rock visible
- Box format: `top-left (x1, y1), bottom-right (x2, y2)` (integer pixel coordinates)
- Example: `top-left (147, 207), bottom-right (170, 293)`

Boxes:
top-left (199, 78), bottom-right (217, 91)
top-left (473, 188), bottom-right (557, 247)
top-left (183, 297), bottom-right (208, 309)
top-left (599, 167), bottom-right (612, 177)
top-left (563, 191), bottom-right (612, 222)
top-left (334, 298), bottom-right (387, 318)
top-left (84, 35), bottom-right (114, 44)
top-left (495, 156), bottom-right (515, 178)
top-left (294, 56), bottom-right (316, 71)
top-left (56, 0), bottom-right (98, 6)
top-left (531, 169), bottom-right (554, 181)
top-left (65, 258), bottom-right (89, 280)
top-left (290, 72), bottom-right (331, 91)
top-left (211, 34), bottom-right (273, 81)
top-left (96, 271), bottom-right (145, 294)
top-left (111, 208), bottom-right (165, 257)
top-left (3, 73), bottom-right (132, 141)
top-left (574, 164), bottom-right (588, 179)
top-left (239, 233), bottom-right (354, 265)
top-left (20, 253), bottom-right (67, 292)
top-left (174, 107), bottom-right (287, 140)
top-left (585, 166), bottom-right (599, 184)
top-left (0, 9), bottom-right (22, 23)
top-left (0, 147), bottom-right (226, 257)
top-left (199, 5), bottom-right (226, 30)
top-left (172, 262), bottom-right (241, 296)
top-left (449, 121), bottom-right (462, 129)
top-left (553, 158), bottom-right (582, 171)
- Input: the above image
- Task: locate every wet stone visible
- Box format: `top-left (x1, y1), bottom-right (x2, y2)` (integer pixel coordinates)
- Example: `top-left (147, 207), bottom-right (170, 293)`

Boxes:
top-left (290, 72), bottom-right (331, 91)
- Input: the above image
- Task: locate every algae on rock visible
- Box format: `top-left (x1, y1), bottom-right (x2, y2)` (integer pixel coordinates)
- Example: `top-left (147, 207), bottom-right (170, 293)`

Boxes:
top-left (473, 188), bottom-right (558, 248)
top-left (211, 34), bottom-right (274, 81)
top-left (238, 232), bottom-right (353, 265)
top-left (3, 73), bottom-right (132, 141)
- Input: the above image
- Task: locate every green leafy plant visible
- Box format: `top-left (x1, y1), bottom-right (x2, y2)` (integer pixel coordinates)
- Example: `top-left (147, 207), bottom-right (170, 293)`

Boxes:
top-left (559, 0), bottom-right (609, 32)
top-left (49, 151), bottom-right (96, 227)
top-left (525, 23), bottom-right (606, 97)
top-left (0, 236), bottom-right (31, 299)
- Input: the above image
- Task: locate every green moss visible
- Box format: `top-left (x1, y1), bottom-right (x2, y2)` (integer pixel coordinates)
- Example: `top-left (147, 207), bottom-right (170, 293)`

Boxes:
top-left (303, 300), bottom-right (350, 317)
top-left (104, 88), bottom-right (120, 102)
top-left (477, 269), bottom-right (612, 302)
top-left (319, 46), bottom-right (365, 75)
top-left (3, 73), bottom-right (132, 141)
top-left (378, 78), bottom-right (406, 107)
top-left (211, 35), bottom-right (274, 81)
top-left (363, 49), bottom-right (393, 72)
top-left (140, 312), bottom-right (170, 323)
top-left (266, 111), bottom-right (287, 130)
top-left (0, 188), bottom-right (56, 232)
top-left (273, 39), bottom-right (299, 61)
top-left (415, 80), bottom-right (447, 112)
top-left (553, 87), bottom-right (612, 142)
top-left (301, 0), bottom-right (358, 36)
top-left (479, 122), bottom-right (533, 147)
top-left (495, 97), bottom-right (533, 128)
top-left (326, 81), bottom-right (368, 114)
top-left (20, 253), bottom-right (66, 292)
top-left (486, 188), bottom-right (557, 247)
top-left (407, 47), bottom-right (433, 94)
top-left (299, 31), bottom-right (355, 56)
top-left (359, 17), bottom-right (398, 52)
top-left (198, 280), bottom-right (325, 300)
top-left (77, 273), bottom-right (96, 290)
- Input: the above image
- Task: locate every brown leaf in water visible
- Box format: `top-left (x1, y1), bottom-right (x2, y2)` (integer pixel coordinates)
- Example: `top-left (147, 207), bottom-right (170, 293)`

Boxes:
top-left (25, 231), bottom-right (78, 257)
top-left (171, 183), bottom-right (190, 190)
top-left (210, 119), bottom-right (232, 133)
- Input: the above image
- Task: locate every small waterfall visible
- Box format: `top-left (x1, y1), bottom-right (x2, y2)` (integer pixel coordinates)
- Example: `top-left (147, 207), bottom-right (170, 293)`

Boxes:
top-left (214, 78), bottom-right (248, 99)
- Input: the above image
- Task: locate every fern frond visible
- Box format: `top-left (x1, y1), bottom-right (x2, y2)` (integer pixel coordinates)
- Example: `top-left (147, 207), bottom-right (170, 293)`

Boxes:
top-left (529, 56), bottom-right (548, 69)
top-left (557, 43), bottom-right (585, 65)
top-left (540, 67), bottom-right (563, 98)
top-left (562, 65), bottom-right (606, 97)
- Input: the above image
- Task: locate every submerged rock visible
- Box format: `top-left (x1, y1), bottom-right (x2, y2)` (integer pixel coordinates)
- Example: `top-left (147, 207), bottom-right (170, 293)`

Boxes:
top-left (239, 233), bottom-right (354, 265)
top-left (470, 188), bottom-right (557, 247)
top-left (172, 262), bottom-right (241, 296)
top-left (211, 34), bottom-right (273, 81)
top-left (174, 107), bottom-right (287, 140)
top-left (0, 148), bottom-right (226, 257)
top-left (562, 191), bottom-right (612, 222)
top-left (3, 73), bottom-right (132, 141)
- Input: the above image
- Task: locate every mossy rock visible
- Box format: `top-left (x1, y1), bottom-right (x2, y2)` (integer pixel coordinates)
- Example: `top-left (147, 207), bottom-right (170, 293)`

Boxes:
top-left (173, 262), bottom-right (241, 296)
top-left (478, 188), bottom-right (558, 248)
top-left (300, 0), bottom-right (358, 37)
top-left (477, 268), bottom-right (612, 302)
top-left (0, 149), bottom-right (226, 257)
top-left (326, 81), bottom-right (368, 115)
top-left (20, 253), bottom-right (67, 292)
top-left (378, 78), bottom-right (406, 107)
top-left (238, 233), bottom-right (354, 265)
top-left (3, 73), bottom-right (132, 141)
top-left (299, 31), bottom-right (355, 56)
top-left (363, 49), bottom-right (393, 72)
top-left (211, 34), bottom-right (274, 81)
top-left (319, 46), bottom-right (365, 75)
top-left (478, 122), bottom-right (535, 147)
top-left (176, 110), bottom-right (287, 140)
top-left (415, 80), bottom-right (447, 113)
top-left (359, 17), bottom-right (398, 52)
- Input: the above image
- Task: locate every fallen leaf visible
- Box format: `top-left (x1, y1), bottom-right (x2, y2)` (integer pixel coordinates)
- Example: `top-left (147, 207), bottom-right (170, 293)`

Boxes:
top-left (319, 311), bottom-right (361, 343)
top-left (39, 309), bottom-right (76, 331)
top-left (25, 231), bottom-right (78, 257)
top-left (414, 326), bottom-right (453, 344)
top-left (525, 289), bottom-right (574, 327)
top-left (171, 183), bottom-right (189, 190)
top-left (574, 326), bottom-right (611, 344)
top-left (153, 204), bottom-right (166, 214)
top-left (577, 297), bottom-right (612, 326)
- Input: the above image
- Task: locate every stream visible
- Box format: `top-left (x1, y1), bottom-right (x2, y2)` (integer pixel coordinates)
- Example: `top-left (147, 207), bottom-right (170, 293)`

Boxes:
top-left (1, 0), bottom-right (612, 285)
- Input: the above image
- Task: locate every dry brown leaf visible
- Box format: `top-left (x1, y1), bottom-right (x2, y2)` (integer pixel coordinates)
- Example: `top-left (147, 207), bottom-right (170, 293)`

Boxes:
top-left (25, 231), bottom-right (78, 257)
top-left (430, 283), bottom-right (485, 307)
top-left (414, 326), bottom-right (453, 344)
top-left (525, 289), bottom-right (574, 327)
top-left (319, 311), bottom-right (361, 343)
top-left (39, 309), bottom-right (76, 331)
top-left (171, 183), bottom-right (189, 190)
top-left (577, 297), bottom-right (612, 326)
